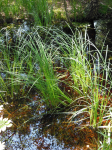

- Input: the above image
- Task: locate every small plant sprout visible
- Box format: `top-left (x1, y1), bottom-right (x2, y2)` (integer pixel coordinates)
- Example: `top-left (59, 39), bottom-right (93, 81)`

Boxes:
top-left (0, 116), bottom-right (12, 133)
top-left (0, 105), bottom-right (12, 133)
top-left (0, 105), bottom-right (12, 150)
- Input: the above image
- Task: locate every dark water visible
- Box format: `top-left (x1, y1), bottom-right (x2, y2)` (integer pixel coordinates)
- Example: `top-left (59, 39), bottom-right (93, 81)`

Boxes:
top-left (0, 91), bottom-right (98, 150)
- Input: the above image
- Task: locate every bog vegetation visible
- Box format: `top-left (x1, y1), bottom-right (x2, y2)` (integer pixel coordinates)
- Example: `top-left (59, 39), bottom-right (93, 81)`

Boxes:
top-left (0, 0), bottom-right (112, 149)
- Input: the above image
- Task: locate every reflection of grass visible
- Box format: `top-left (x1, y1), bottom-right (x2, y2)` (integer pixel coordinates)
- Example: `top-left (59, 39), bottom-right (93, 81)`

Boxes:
top-left (0, 26), bottom-right (112, 148)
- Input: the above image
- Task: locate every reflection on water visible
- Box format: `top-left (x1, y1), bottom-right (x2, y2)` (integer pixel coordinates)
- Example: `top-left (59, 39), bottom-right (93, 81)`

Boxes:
top-left (0, 92), bottom-right (97, 150)
top-left (1, 123), bottom-right (66, 150)
top-left (0, 21), bottom-right (31, 45)
top-left (0, 93), bottom-right (68, 150)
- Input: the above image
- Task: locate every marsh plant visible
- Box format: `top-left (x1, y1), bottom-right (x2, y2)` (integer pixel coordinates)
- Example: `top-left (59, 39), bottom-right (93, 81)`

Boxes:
top-left (21, 0), bottom-right (54, 25)
top-left (0, 25), bottom-right (112, 147)
top-left (97, 122), bottom-right (112, 149)
top-left (0, 0), bottom-right (54, 26)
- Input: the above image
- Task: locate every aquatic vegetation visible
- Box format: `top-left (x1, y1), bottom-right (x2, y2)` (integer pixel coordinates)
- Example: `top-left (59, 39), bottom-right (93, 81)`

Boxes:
top-left (0, 105), bottom-right (12, 150)
top-left (0, 115), bottom-right (12, 133)
top-left (0, 25), bottom-right (112, 148)
top-left (98, 123), bottom-right (112, 150)
top-left (0, 105), bottom-right (12, 132)
top-left (0, 0), bottom-right (54, 26)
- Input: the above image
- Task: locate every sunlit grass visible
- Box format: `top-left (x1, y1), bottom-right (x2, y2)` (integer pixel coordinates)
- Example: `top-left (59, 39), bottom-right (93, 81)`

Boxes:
top-left (0, 25), bottom-right (112, 148)
top-left (0, 0), bottom-right (54, 26)
top-left (97, 122), bottom-right (112, 149)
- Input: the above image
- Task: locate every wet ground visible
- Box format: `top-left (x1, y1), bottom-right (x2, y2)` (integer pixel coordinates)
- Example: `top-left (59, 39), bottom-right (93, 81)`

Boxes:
top-left (0, 90), bottom-right (98, 150)
top-left (0, 19), bottom-right (112, 149)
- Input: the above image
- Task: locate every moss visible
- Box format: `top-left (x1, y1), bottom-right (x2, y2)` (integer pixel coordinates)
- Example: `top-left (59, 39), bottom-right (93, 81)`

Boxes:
top-left (53, 8), bottom-right (66, 21)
